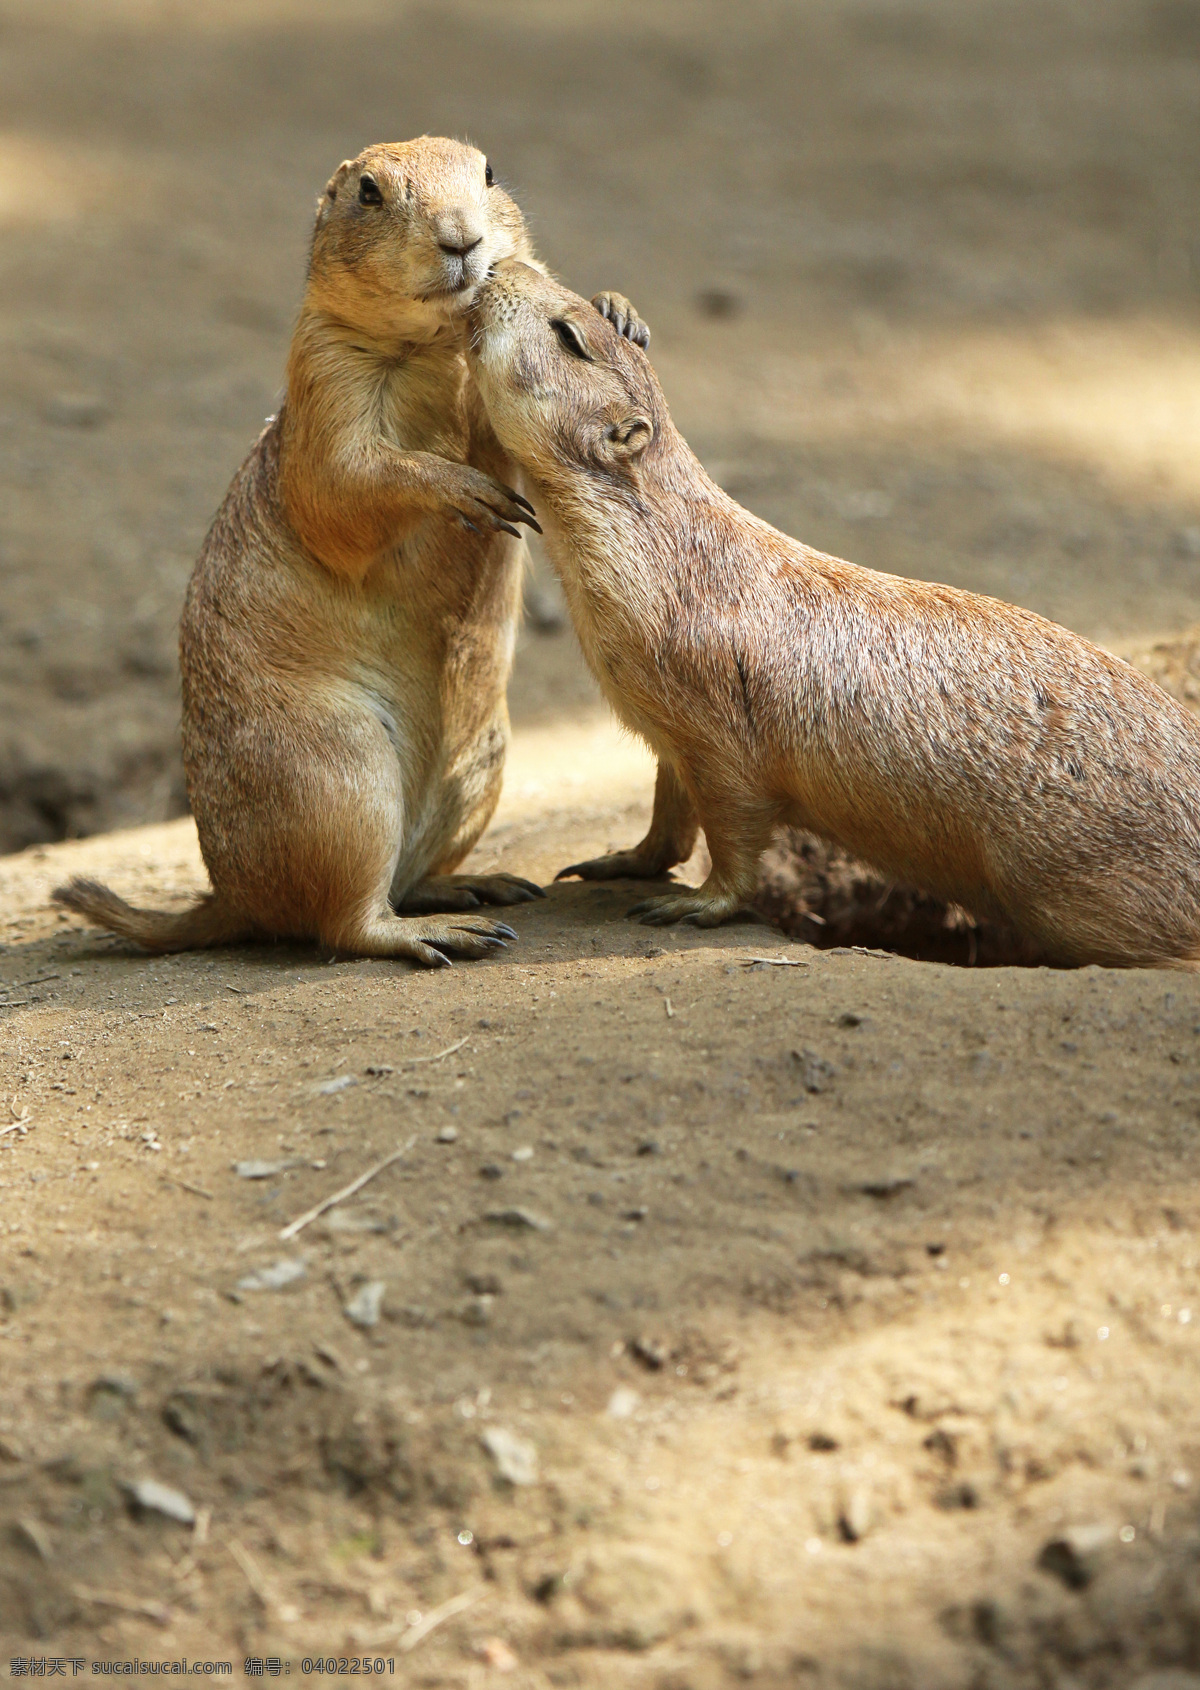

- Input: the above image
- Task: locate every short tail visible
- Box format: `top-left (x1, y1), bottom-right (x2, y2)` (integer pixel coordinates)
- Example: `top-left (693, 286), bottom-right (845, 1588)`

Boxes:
top-left (51, 877), bottom-right (250, 954)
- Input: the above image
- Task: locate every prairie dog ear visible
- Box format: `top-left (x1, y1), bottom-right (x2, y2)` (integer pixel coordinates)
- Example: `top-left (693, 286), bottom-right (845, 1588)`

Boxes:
top-left (605, 415), bottom-right (653, 459)
top-left (318, 159), bottom-right (355, 209)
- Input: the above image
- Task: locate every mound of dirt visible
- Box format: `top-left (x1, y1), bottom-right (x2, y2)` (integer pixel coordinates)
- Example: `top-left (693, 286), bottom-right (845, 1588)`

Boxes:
top-left (756, 830), bottom-right (1043, 967)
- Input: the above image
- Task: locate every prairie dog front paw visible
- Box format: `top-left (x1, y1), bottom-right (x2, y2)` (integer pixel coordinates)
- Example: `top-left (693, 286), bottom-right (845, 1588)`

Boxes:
top-left (430, 462), bottom-right (542, 537)
top-left (591, 291), bottom-right (650, 350)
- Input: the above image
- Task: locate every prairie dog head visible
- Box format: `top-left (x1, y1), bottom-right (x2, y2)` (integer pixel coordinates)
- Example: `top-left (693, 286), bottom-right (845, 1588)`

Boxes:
top-left (467, 261), bottom-right (664, 489)
top-left (308, 137), bottom-right (532, 343)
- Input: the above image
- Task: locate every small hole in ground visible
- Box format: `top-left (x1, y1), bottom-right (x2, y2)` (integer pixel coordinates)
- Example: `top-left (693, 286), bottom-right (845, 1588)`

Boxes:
top-left (755, 830), bottom-right (1045, 968)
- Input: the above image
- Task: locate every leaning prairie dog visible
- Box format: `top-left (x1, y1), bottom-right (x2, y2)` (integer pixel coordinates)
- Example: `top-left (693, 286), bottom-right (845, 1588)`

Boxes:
top-left (54, 139), bottom-right (646, 967)
top-left (467, 260), bottom-right (1200, 969)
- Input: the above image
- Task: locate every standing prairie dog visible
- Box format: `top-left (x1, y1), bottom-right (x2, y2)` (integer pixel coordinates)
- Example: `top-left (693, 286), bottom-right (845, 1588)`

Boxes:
top-left (467, 260), bottom-right (1200, 969)
top-left (54, 139), bottom-right (646, 967)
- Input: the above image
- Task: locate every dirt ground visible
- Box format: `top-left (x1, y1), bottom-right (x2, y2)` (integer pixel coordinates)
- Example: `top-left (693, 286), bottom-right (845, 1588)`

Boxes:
top-left (6, 0), bottom-right (1200, 1684)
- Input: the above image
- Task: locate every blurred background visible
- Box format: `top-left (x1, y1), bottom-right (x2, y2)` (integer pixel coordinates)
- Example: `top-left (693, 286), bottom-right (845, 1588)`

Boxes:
top-left (3, 0), bottom-right (1200, 852)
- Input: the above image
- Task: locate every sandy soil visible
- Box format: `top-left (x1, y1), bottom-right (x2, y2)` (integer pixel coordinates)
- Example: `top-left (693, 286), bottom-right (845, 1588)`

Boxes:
top-left (5, 1), bottom-right (1200, 1684)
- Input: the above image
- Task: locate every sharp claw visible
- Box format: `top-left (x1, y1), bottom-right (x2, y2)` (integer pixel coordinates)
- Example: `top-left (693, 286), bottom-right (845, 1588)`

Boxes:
top-left (474, 495), bottom-right (540, 535)
top-left (522, 514), bottom-right (543, 535)
top-left (506, 488), bottom-right (537, 516)
top-left (494, 923), bottom-right (518, 940)
top-left (458, 513), bottom-right (482, 534)
top-left (496, 518), bottom-right (522, 539)
top-left (555, 865), bottom-right (583, 881)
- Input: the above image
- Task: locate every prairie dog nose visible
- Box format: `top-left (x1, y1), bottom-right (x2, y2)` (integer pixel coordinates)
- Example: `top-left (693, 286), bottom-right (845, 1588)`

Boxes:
top-left (436, 219), bottom-right (483, 258)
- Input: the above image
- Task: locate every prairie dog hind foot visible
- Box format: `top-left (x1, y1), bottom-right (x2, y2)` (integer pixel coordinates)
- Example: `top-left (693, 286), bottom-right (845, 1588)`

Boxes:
top-left (341, 913), bottom-right (517, 969)
top-left (556, 850), bottom-right (678, 882)
top-left (396, 873), bottom-right (545, 913)
top-left (627, 887), bottom-right (756, 928)
top-left (556, 765), bottom-right (698, 885)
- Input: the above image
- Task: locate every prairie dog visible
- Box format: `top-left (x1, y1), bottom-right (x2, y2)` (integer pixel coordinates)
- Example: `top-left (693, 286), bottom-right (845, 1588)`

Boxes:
top-left (467, 260), bottom-right (1200, 970)
top-left (54, 139), bottom-right (646, 967)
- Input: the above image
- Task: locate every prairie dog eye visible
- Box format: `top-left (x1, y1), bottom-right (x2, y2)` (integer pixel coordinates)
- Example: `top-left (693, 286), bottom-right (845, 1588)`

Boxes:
top-left (551, 318), bottom-right (593, 361)
top-left (358, 173), bottom-right (383, 207)
top-left (485, 160), bottom-right (494, 187)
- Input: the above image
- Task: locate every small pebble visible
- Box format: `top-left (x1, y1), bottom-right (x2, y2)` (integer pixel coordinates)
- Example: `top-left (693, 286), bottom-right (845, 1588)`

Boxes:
top-left (316, 1074), bottom-right (357, 1095)
top-left (485, 1207), bottom-right (552, 1232)
top-left (480, 1163), bottom-right (504, 1180)
top-left (838, 1485), bottom-right (873, 1543)
top-left (1037, 1523), bottom-right (1115, 1589)
top-left (793, 1049), bottom-right (836, 1094)
top-left (477, 1639), bottom-right (518, 1672)
top-left (481, 1426), bottom-right (538, 1486)
top-left (234, 1158), bottom-right (292, 1180)
top-left (344, 1280), bottom-right (385, 1329)
top-left (127, 1477), bottom-right (196, 1525)
top-left (856, 1175), bottom-right (914, 1199)
top-left (436, 1126), bottom-right (459, 1143)
top-left (511, 1145), bottom-right (534, 1162)
top-left (607, 1387), bottom-right (639, 1420)
top-left (236, 1258), bottom-right (306, 1293)
top-left (630, 1335), bottom-right (668, 1370)
top-left (325, 1210), bottom-right (392, 1235)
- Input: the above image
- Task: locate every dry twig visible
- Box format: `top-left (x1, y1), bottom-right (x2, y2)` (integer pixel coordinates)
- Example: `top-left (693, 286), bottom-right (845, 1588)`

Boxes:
top-left (1, 1103), bottom-right (31, 1139)
top-left (73, 1584), bottom-right (171, 1626)
top-left (398, 1585), bottom-right (485, 1653)
top-left (279, 1136), bottom-right (416, 1241)
top-left (739, 955), bottom-right (811, 968)
top-left (174, 1179), bottom-right (214, 1201)
top-left (403, 1035), bottom-right (468, 1067)
top-left (226, 1536), bottom-right (298, 1623)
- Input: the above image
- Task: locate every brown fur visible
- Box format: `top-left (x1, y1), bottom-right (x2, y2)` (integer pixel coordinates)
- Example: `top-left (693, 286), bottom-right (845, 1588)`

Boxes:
top-left (54, 140), bottom-right (646, 966)
top-left (468, 261), bottom-right (1200, 969)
